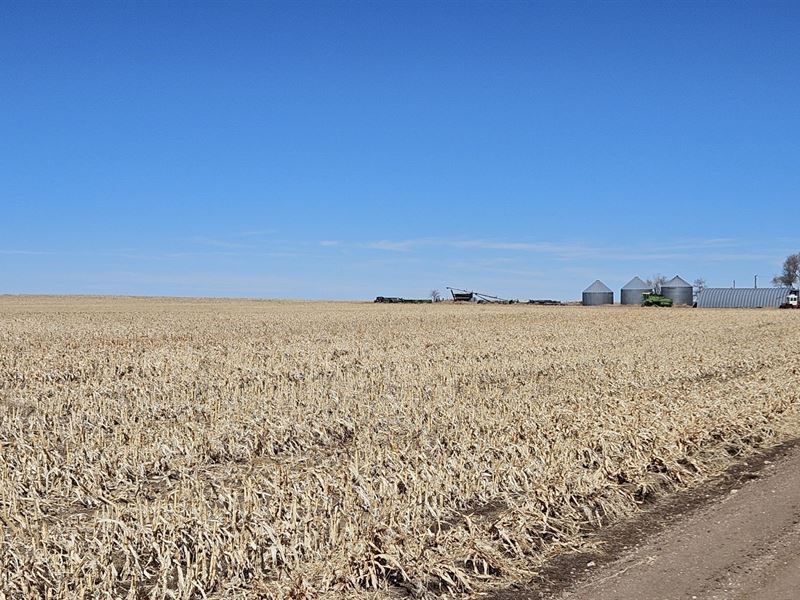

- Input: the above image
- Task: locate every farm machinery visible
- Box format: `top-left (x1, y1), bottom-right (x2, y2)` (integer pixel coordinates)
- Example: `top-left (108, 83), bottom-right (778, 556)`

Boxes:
top-left (446, 287), bottom-right (518, 304)
top-left (780, 290), bottom-right (799, 309)
top-left (445, 287), bottom-right (563, 305)
top-left (374, 297), bottom-right (432, 303)
top-left (642, 293), bottom-right (673, 307)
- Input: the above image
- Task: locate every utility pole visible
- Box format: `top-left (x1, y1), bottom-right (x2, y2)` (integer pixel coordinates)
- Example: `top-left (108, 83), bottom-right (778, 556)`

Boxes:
top-left (733, 279), bottom-right (736, 289)
top-left (754, 275), bottom-right (758, 289)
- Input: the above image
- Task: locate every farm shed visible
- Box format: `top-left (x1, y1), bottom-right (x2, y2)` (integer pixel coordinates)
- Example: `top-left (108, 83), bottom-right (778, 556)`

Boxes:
top-left (661, 275), bottom-right (693, 306)
top-left (696, 287), bottom-right (794, 308)
top-left (620, 277), bottom-right (652, 305)
top-left (582, 280), bottom-right (613, 306)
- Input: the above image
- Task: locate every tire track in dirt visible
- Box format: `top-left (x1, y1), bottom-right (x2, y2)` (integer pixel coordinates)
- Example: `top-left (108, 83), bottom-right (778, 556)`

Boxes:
top-left (489, 439), bottom-right (800, 600)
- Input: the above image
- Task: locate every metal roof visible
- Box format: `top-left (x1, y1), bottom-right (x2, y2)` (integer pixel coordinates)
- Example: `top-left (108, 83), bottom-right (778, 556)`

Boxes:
top-left (621, 276), bottom-right (651, 290)
top-left (696, 287), bottom-right (792, 308)
top-left (663, 275), bottom-right (692, 288)
top-left (583, 280), bottom-right (612, 293)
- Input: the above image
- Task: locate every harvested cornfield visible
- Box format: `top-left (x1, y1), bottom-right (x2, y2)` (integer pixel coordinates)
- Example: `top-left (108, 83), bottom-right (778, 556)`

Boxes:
top-left (1, 296), bottom-right (799, 599)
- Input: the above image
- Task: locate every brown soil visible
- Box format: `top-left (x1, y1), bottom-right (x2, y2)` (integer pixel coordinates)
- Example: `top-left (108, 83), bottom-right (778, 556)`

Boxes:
top-left (486, 438), bottom-right (800, 600)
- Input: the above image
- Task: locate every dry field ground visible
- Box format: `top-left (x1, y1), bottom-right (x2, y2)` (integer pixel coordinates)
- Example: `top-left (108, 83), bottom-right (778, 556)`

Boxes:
top-left (1, 296), bottom-right (799, 599)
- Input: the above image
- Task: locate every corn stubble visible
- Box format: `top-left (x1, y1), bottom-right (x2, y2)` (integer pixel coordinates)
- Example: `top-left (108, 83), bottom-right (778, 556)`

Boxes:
top-left (1, 297), bottom-right (799, 599)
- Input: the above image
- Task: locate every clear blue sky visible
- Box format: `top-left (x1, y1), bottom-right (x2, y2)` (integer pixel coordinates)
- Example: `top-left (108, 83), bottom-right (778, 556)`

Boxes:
top-left (2, 1), bottom-right (798, 300)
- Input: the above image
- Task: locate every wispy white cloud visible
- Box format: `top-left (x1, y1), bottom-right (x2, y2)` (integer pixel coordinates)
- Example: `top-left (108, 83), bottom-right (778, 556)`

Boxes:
top-left (179, 229), bottom-right (278, 250)
top-left (186, 236), bottom-right (249, 250)
top-left (111, 250), bottom-right (243, 260)
top-left (1, 236), bottom-right (782, 267)
top-left (361, 239), bottom-right (422, 251)
top-left (0, 249), bottom-right (56, 256)
top-left (342, 236), bottom-right (783, 264)
top-left (359, 237), bottom-right (593, 257)
top-left (232, 229), bottom-right (276, 239)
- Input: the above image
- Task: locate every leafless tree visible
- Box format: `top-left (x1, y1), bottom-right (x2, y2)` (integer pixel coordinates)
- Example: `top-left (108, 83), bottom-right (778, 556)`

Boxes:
top-left (430, 289), bottom-right (442, 302)
top-left (773, 254), bottom-right (800, 288)
top-left (646, 274), bottom-right (666, 294)
top-left (693, 277), bottom-right (706, 292)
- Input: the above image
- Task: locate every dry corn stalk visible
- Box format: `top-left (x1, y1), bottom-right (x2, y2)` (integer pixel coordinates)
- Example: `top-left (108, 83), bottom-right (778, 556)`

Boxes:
top-left (0, 296), bottom-right (799, 598)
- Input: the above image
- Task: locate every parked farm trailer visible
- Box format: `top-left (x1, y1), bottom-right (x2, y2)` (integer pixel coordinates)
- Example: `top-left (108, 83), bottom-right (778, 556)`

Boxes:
top-left (447, 287), bottom-right (475, 302)
top-left (446, 287), bottom-right (518, 304)
top-left (374, 297), bottom-right (432, 304)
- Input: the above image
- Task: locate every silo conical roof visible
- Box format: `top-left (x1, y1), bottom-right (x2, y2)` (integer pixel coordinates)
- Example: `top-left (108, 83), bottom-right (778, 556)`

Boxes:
top-left (622, 276), bottom-right (650, 290)
top-left (664, 275), bottom-right (692, 288)
top-left (583, 280), bottom-right (612, 293)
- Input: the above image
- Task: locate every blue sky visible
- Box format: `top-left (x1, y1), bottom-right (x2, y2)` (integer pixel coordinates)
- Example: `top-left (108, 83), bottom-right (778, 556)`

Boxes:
top-left (2, 1), bottom-right (798, 300)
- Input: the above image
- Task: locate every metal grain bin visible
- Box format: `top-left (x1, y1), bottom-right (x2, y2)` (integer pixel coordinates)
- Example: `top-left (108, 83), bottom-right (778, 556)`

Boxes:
top-left (696, 287), bottom-right (793, 308)
top-left (582, 280), bottom-right (613, 306)
top-left (661, 275), bottom-right (693, 305)
top-left (620, 276), bottom-right (652, 305)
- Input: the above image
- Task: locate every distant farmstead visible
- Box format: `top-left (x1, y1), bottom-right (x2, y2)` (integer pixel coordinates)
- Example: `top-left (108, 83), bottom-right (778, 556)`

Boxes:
top-left (696, 288), bottom-right (796, 309)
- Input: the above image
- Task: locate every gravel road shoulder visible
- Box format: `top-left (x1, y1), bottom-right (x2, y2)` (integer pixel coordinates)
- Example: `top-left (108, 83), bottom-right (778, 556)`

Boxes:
top-left (487, 439), bottom-right (800, 600)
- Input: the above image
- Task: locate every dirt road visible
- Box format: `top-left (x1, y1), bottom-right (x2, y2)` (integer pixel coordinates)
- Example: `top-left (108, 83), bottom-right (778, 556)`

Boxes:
top-left (549, 442), bottom-right (800, 600)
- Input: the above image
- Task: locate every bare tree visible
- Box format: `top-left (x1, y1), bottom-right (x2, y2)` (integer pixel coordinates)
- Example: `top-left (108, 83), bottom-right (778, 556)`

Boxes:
top-left (430, 289), bottom-right (442, 302)
top-left (646, 274), bottom-right (666, 294)
top-left (692, 277), bottom-right (706, 303)
top-left (773, 254), bottom-right (800, 288)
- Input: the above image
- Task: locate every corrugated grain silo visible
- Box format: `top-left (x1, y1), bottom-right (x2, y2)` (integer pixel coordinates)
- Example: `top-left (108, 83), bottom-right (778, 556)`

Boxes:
top-left (661, 275), bottom-right (693, 305)
top-left (582, 280), bottom-right (613, 306)
top-left (620, 276), bottom-right (652, 305)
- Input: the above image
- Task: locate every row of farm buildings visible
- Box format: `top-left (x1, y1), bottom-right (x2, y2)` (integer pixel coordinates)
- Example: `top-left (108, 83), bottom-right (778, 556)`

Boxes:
top-left (582, 276), bottom-right (798, 308)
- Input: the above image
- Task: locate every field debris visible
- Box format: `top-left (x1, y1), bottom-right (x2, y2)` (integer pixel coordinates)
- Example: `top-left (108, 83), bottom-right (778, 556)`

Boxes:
top-left (0, 297), bottom-right (799, 598)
